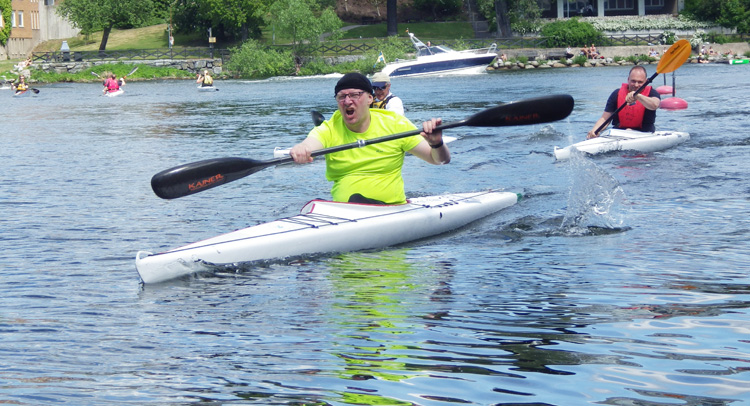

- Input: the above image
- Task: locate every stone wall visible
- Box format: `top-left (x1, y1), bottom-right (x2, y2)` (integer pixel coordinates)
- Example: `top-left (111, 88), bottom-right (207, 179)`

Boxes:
top-left (35, 59), bottom-right (224, 75)
top-left (502, 42), bottom-right (749, 61)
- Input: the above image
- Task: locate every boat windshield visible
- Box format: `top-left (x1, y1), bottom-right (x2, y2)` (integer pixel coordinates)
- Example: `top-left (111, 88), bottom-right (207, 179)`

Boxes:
top-left (410, 32), bottom-right (455, 57)
top-left (417, 46), bottom-right (452, 57)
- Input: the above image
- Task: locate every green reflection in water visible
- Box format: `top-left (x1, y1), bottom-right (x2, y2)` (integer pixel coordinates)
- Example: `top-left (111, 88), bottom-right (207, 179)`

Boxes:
top-left (325, 248), bottom-right (448, 404)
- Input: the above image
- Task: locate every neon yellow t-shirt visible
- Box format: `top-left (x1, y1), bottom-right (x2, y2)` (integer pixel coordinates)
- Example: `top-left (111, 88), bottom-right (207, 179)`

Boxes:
top-left (309, 109), bottom-right (422, 204)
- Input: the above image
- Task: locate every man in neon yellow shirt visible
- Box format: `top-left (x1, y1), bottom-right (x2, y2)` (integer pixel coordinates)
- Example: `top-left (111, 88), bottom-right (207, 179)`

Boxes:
top-left (290, 73), bottom-right (449, 205)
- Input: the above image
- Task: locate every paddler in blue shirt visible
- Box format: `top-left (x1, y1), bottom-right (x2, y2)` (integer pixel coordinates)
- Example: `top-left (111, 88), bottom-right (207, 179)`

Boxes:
top-left (289, 72), bottom-right (450, 205)
top-left (587, 66), bottom-right (661, 139)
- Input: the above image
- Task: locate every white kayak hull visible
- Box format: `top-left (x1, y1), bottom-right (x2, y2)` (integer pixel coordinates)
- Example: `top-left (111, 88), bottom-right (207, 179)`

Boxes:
top-left (554, 129), bottom-right (690, 161)
top-left (273, 135), bottom-right (458, 158)
top-left (197, 85), bottom-right (218, 92)
top-left (135, 190), bottom-right (520, 284)
top-left (105, 89), bottom-right (124, 97)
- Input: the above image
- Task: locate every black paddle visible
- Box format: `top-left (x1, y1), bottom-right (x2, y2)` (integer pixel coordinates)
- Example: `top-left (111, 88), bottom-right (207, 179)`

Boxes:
top-left (151, 94), bottom-right (575, 199)
top-left (14, 87), bottom-right (38, 94)
top-left (593, 39), bottom-right (691, 136)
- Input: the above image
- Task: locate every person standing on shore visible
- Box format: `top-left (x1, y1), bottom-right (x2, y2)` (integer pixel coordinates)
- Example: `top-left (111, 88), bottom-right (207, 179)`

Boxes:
top-left (587, 66), bottom-right (661, 139)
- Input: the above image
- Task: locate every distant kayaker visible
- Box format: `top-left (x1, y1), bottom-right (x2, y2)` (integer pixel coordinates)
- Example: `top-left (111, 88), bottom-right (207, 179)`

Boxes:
top-left (197, 70), bottom-right (213, 87)
top-left (103, 73), bottom-right (120, 94)
top-left (587, 66), bottom-right (661, 139)
top-left (289, 72), bottom-right (449, 205)
top-left (12, 75), bottom-right (29, 94)
top-left (369, 72), bottom-right (404, 116)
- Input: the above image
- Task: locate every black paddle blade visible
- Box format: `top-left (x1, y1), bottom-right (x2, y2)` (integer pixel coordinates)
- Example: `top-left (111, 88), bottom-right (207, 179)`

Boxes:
top-left (311, 110), bottom-right (325, 126)
top-left (462, 94), bottom-right (574, 128)
top-left (151, 157), bottom-right (272, 199)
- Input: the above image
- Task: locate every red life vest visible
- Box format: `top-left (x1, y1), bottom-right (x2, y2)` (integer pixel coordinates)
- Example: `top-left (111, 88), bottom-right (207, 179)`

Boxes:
top-left (616, 83), bottom-right (651, 130)
top-left (105, 78), bottom-right (120, 92)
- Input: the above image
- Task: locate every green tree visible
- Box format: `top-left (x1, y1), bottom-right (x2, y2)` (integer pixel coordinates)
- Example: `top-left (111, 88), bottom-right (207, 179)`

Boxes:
top-left (476, 0), bottom-right (541, 36)
top-left (57, 0), bottom-right (154, 51)
top-left (683, 0), bottom-right (750, 33)
top-left (1, 0), bottom-right (11, 45)
top-left (200, 0), bottom-right (265, 41)
top-left (412, 0), bottom-right (463, 20)
top-left (265, 0), bottom-right (342, 57)
top-left (172, 0), bottom-right (265, 42)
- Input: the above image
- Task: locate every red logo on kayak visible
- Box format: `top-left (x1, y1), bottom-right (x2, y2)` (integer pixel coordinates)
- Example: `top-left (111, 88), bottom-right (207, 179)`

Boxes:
top-left (189, 174), bottom-right (225, 191)
top-left (506, 113), bottom-right (541, 123)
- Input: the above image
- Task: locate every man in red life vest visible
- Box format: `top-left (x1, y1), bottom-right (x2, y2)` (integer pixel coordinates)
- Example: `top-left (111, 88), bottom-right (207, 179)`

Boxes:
top-left (587, 66), bottom-right (661, 139)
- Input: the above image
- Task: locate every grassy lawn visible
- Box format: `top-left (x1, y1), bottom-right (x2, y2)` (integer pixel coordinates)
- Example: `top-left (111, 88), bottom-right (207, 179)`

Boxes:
top-left (32, 23), bottom-right (239, 52)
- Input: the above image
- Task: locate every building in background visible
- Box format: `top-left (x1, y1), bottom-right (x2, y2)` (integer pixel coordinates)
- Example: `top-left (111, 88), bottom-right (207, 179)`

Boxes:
top-left (542, 0), bottom-right (683, 18)
top-left (2, 0), bottom-right (78, 60)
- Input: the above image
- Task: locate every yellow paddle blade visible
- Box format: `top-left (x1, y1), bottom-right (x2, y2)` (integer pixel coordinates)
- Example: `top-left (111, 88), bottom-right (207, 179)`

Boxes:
top-left (656, 39), bottom-right (691, 74)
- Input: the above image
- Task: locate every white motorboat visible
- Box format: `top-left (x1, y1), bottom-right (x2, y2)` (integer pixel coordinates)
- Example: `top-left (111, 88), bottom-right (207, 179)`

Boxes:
top-left (379, 33), bottom-right (497, 78)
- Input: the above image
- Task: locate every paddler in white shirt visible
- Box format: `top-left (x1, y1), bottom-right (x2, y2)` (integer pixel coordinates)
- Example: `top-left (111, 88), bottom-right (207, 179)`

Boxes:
top-left (369, 72), bottom-right (404, 116)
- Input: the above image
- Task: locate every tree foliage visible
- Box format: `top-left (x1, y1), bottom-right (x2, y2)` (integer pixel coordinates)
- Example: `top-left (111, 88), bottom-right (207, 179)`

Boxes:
top-left (476, 0), bottom-right (541, 35)
top-left (0, 0), bottom-right (11, 45)
top-left (265, 0), bottom-right (342, 56)
top-left (57, 0), bottom-right (154, 50)
top-left (411, 0), bottom-right (463, 20)
top-left (682, 0), bottom-right (750, 33)
top-left (171, 0), bottom-right (265, 42)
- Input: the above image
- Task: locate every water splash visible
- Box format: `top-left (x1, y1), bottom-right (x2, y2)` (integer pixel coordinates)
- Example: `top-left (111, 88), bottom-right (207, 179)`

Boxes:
top-left (561, 152), bottom-right (628, 233)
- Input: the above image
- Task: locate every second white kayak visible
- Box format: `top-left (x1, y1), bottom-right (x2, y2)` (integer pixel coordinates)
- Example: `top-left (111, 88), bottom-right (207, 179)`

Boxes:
top-left (554, 129), bottom-right (690, 161)
top-left (135, 190), bottom-right (520, 284)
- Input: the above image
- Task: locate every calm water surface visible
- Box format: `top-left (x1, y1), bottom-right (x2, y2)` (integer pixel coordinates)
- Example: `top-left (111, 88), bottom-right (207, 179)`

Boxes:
top-left (2, 63), bottom-right (749, 405)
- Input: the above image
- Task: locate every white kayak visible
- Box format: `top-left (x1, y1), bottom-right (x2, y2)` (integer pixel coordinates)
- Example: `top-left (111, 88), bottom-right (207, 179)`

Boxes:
top-left (135, 190), bottom-right (520, 284)
top-left (273, 135), bottom-right (458, 158)
top-left (104, 89), bottom-right (124, 97)
top-left (197, 85), bottom-right (218, 92)
top-left (553, 129), bottom-right (690, 161)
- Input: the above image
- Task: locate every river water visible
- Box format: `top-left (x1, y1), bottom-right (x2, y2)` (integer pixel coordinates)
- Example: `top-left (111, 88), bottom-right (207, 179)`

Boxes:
top-left (2, 63), bottom-right (749, 405)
